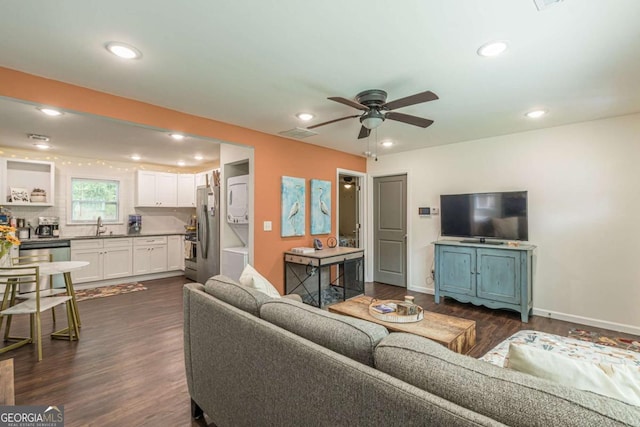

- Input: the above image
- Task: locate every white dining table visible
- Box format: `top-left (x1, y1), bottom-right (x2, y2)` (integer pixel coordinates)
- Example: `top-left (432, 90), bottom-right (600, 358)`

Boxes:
top-left (19, 260), bottom-right (89, 341)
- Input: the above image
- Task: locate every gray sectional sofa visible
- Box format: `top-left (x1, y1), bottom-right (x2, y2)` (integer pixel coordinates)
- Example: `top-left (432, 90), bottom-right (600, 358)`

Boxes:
top-left (183, 276), bottom-right (640, 427)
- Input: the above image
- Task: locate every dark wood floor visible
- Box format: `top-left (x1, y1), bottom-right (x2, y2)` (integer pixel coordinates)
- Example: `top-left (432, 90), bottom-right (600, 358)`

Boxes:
top-left (1, 276), bottom-right (638, 426)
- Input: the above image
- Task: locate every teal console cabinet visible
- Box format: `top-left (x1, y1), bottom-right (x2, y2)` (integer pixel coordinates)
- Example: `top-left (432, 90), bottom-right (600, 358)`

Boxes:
top-left (434, 241), bottom-right (535, 322)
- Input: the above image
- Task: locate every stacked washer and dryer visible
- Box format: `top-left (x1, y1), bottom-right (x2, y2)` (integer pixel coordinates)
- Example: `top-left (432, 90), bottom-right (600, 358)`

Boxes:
top-left (222, 175), bottom-right (249, 281)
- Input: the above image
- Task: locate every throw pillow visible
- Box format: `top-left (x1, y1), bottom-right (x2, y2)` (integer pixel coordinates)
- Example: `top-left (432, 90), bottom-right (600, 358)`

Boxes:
top-left (239, 264), bottom-right (281, 298)
top-left (506, 343), bottom-right (640, 406)
top-left (204, 275), bottom-right (274, 317)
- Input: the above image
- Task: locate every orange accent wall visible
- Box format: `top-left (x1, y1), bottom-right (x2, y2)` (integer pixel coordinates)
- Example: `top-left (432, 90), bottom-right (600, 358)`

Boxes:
top-left (0, 67), bottom-right (365, 290)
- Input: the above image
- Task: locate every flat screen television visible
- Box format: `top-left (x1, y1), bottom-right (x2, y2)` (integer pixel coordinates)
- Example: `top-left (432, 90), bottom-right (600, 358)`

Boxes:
top-left (440, 191), bottom-right (528, 242)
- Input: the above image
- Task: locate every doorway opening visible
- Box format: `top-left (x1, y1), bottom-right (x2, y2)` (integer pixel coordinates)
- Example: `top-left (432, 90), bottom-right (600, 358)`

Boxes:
top-left (337, 171), bottom-right (364, 249)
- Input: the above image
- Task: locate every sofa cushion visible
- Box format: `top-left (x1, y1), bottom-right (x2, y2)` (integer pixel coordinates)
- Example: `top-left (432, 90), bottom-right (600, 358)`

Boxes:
top-left (375, 333), bottom-right (640, 427)
top-left (260, 298), bottom-right (388, 366)
top-left (506, 343), bottom-right (640, 406)
top-left (204, 275), bottom-right (274, 317)
top-left (239, 264), bottom-right (281, 298)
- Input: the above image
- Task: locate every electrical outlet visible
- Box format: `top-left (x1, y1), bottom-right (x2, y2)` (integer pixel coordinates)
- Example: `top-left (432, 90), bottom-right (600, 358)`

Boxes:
top-left (431, 207), bottom-right (439, 215)
top-left (263, 221), bottom-right (272, 231)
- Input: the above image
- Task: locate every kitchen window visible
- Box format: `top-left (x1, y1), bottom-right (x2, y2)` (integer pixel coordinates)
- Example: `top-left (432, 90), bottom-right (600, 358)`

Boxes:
top-left (70, 178), bottom-right (120, 223)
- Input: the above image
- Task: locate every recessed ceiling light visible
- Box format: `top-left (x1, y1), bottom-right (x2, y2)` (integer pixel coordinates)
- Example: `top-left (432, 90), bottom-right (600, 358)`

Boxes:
top-left (169, 133), bottom-right (185, 141)
top-left (381, 140), bottom-right (394, 148)
top-left (477, 41), bottom-right (508, 57)
top-left (194, 155), bottom-right (203, 161)
top-left (131, 154), bottom-right (141, 161)
top-left (525, 109), bottom-right (547, 119)
top-left (105, 42), bottom-right (142, 59)
top-left (296, 112), bottom-right (314, 121)
top-left (33, 143), bottom-right (51, 150)
top-left (37, 107), bottom-right (63, 116)
top-left (177, 161), bottom-right (186, 167)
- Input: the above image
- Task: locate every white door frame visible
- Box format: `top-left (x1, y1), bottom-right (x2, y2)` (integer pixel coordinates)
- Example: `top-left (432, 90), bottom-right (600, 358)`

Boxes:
top-left (335, 168), bottom-right (367, 256)
top-left (366, 169), bottom-right (412, 287)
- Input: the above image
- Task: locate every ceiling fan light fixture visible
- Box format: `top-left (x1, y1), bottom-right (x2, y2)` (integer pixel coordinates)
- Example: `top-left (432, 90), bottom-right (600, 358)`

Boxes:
top-left (105, 41), bottom-right (142, 59)
top-left (296, 112), bottom-right (314, 121)
top-left (477, 41), bottom-right (508, 57)
top-left (360, 110), bottom-right (385, 130)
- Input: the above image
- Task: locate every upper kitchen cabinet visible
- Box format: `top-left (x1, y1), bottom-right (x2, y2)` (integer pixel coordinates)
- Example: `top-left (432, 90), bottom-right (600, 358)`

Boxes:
top-left (0, 158), bottom-right (55, 206)
top-left (177, 174), bottom-right (195, 207)
top-left (135, 170), bottom-right (178, 207)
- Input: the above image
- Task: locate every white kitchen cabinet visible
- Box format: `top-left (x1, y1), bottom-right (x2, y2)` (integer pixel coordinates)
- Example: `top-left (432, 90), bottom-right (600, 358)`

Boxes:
top-left (70, 241), bottom-right (102, 283)
top-left (177, 174), bottom-right (195, 207)
top-left (70, 238), bottom-right (133, 283)
top-left (135, 171), bottom-right (178, 207)
top-left (133, 236), bottom-right (168, 275)
top-left (167, 235), bottom-right (184, 270)
top-left (103, 239), bottom-right (134, 280)
top-left (0, 158), bottom-right (55, 206)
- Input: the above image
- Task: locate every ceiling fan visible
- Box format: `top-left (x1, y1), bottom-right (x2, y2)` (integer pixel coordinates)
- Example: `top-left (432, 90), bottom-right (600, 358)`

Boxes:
top-left (307, 89), bottom-right (438, 139)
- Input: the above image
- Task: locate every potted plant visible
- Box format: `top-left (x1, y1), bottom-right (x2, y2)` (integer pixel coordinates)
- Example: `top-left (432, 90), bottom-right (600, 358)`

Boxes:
top-left (0, 225), bottom-right (20, 266)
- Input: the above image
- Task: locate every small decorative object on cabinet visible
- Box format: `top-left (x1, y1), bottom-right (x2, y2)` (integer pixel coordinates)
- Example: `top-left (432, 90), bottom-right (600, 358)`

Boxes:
top-left (30, 188), bottom-right (47, 203)
top-left (433, 240), bottom-right (536, 322)
top-left (9, 188), bottom-right (29, 203)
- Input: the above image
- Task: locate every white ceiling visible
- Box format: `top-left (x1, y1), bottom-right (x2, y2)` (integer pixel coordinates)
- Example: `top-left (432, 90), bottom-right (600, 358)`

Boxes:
top-left (0, 97), bottom-right (221, 169)
top-left (1, 0), bottom-right (639, 163)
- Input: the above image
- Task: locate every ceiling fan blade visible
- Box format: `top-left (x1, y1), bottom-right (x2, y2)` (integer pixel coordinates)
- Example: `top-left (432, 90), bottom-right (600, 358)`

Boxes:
top-left (307, 114), bottom-right (360, 130)
top-left (357, 126), bottom-right (371, 139)
top-left (385, 112), bottom-right (434, 128)
top-left (328, 97), bottom-right (369, 111)
top-left (383, 90), bottom-right (439, 110)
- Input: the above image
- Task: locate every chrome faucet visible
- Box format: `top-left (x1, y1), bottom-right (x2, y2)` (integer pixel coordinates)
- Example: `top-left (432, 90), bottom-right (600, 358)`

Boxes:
top-left (96, 216), bottom-right (106, 236)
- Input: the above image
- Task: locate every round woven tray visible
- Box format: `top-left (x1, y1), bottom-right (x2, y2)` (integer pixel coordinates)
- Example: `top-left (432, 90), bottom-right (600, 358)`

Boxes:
top-left (368, 299), bottom-right (424, 323)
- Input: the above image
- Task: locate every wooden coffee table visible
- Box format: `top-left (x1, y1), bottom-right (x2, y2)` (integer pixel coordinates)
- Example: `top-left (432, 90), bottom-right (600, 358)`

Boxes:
top-left (328, 296), bottom-right (476, 354)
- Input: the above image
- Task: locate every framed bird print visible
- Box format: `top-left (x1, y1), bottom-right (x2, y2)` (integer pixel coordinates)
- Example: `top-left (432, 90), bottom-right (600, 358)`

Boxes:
top-left (281, 176), bottom-right (305, 237)
top-left (310, 179), bottom-right (331, 235)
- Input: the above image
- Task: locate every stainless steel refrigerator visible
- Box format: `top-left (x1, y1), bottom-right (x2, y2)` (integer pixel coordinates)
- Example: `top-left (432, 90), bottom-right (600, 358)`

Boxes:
top-left (196, 185), bottom-right (220, 283)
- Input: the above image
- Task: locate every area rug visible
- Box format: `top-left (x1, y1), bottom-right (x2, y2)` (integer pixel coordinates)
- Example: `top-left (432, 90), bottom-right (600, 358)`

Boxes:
top-left (74, 283), bottom-right (147, 302)
top-left (568, 328), bottom-right (640, 353)
top-left (480, 330), bottom-right (640, 368)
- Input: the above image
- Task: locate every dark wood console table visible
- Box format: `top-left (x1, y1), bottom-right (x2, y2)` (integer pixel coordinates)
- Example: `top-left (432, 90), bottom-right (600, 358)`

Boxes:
top-left (284, 247), bottom-right (364, 308)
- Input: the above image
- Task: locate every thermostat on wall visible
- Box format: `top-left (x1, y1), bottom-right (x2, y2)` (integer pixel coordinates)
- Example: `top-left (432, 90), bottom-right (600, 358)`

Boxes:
top-left (418, 207), bottom-right (431, 216)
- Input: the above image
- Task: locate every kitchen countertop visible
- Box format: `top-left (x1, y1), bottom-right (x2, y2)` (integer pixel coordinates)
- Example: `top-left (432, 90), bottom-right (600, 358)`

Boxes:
top-left (19, 232), bottom-right (186, 243)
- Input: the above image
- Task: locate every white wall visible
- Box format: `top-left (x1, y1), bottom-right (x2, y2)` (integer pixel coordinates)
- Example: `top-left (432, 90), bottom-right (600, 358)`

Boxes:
top-left (367, 113), bottom-right (640, 334)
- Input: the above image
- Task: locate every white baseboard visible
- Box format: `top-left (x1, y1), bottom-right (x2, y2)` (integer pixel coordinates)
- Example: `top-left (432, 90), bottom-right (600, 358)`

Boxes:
top-left (403, 286), bottom-right (639, 336)
top-left (531, 308), bottom-right (640, 336)
top-left (407, 285), bottom-right (434, 295)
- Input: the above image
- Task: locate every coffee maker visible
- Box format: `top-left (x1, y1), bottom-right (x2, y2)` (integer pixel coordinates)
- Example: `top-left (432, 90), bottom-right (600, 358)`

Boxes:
top-left (35, 216), bottom-right (59, 238)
